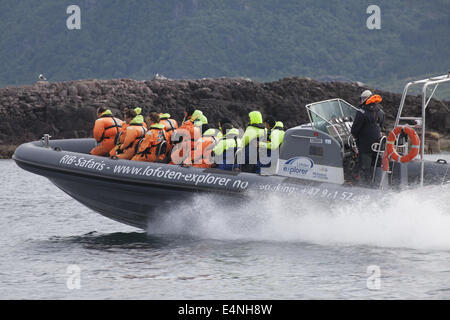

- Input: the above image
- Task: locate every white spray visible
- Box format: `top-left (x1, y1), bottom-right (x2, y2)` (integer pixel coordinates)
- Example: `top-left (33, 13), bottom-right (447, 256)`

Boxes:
top-left (147, 183), bottom-right (450, 250)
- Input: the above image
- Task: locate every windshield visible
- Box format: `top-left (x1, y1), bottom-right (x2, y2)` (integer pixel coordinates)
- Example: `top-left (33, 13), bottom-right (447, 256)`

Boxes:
top-left (307, 99), bottom-right (357, 133)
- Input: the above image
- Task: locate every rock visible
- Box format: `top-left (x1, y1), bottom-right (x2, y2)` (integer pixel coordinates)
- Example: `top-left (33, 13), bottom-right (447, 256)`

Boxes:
top-left (194, 87), bottom-right (213, 98)
top-left (68, 86), bottom-right (78, 96)
top-left (59, 89), bottom-right (68, 97)
top-left (22, 95), bottom-right (37, 103)
top-left (76, 84), bottom-right (90, 97)
top-left (0, 77), bottom-right (449, 158)
top-left (141, 87), bottom-right (152, 95)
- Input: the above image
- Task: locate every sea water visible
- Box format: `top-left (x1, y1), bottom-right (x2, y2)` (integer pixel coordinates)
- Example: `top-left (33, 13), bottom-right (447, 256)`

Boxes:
top-left (1, 155), bottom-right (450, 299)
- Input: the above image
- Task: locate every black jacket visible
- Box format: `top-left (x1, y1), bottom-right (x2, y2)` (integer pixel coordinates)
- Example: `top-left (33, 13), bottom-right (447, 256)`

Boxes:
top-left (351, 102), bottom-right (385, 153)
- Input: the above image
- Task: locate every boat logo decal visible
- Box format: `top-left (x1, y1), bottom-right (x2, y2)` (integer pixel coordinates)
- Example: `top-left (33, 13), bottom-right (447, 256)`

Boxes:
top-left (57, 154), bottom-right (249, 190)
top-left (282, 157), bottom-right (314, 175)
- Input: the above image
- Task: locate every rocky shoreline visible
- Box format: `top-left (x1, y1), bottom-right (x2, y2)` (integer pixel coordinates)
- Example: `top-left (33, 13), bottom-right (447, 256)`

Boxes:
top-left (1, 77), bottom-right (449, 158)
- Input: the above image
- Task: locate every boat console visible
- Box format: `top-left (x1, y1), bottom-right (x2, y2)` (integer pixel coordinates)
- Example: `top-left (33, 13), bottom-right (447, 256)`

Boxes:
top-left (276, 99), bottom-right (360, 184)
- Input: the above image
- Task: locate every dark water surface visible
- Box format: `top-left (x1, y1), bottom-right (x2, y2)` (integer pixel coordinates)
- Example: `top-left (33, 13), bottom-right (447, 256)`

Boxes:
top-left (1, 157), bottom-right (450, 299)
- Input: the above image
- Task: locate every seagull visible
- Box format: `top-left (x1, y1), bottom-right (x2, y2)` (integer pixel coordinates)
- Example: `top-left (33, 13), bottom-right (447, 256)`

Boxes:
top-left (39, 74), bottom-right (47, 81)
top-left (153, 73), bottom-right (167, 80)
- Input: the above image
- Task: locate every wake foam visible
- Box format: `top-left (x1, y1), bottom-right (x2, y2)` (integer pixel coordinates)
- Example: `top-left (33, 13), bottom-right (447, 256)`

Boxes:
top-left (147, 184), bottom-right (450, 250)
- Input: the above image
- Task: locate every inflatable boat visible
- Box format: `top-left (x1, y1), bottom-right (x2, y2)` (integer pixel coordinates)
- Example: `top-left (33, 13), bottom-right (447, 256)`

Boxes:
top-left (13, 74), bottom-right (450, 230)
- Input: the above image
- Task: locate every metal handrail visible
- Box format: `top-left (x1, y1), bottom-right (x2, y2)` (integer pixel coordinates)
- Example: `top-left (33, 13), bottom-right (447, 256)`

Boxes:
top-left (371, 136), bottom-right (386, 183)
top-left (391, 72), bottom-right (450, 188)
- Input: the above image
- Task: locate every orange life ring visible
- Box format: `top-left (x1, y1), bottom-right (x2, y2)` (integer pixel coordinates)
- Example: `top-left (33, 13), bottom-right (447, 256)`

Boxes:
top-left (386, 126), bottom-right (420, 163)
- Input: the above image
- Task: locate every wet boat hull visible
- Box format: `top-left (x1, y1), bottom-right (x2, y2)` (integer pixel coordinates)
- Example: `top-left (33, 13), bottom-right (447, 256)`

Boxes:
top-left (13, 139), bottom-right (248, 229)
top-left (13, 138), bottom-right (448, 230)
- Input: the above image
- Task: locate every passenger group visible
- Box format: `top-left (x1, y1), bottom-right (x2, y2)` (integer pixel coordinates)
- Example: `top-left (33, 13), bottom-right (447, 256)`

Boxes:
top-left (90, 106), bottom-right (285, 173)
top-left (90, 90), bottom-right (385, 184)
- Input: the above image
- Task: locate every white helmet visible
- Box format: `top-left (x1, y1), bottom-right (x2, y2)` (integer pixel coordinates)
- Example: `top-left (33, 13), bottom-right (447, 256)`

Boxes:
top-left (360, 90), bottom-right (373, 102)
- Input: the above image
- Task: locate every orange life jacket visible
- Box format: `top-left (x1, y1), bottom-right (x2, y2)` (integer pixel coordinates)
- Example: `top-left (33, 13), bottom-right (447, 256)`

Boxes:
top-left (192, 136), bottom-right (217, 168)
top-left (116, 123), bottom-right (129, 145)
top-left (132, 124), bottom-right (169, 162)
top-left (119, 124), bottom-right (147, 153)
top-left (365, 94), bottom-right (382, 105)
top-left (160, 119), bottom-right (178, 153)
top-left (118, 122), bottom-right (147, 145)
top-left (93, 115), bottom-right (123, 143)
top-left (176, 120), bottom-right (200, 149)
top-left (161, 118), bottom-right (178, 132)
top-left (170, 119), bottom-right (201, 165)
top-left (110, 118), bottom-right (147, 156)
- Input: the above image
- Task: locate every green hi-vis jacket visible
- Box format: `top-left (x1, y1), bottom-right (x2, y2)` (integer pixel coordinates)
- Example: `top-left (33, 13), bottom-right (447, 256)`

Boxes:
top-left (242, 111), bottom-right (267, 147)
top-left (213, 128), bottom-right (242, 156)
top-left (259, 121), bottom-right (285, 150)
top-left (203, 128), bottom-right (223, 140)
top-left (131, 115), bottom-right (144, 125)
top-left (149, 123), bottom-right (165, 130)
top-left (192, 110), bottom-right (208, 127)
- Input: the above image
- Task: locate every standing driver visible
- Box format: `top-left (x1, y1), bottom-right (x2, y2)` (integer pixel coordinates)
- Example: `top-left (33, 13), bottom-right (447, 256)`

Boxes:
top-left (351, 90), bottom-right (385, 185)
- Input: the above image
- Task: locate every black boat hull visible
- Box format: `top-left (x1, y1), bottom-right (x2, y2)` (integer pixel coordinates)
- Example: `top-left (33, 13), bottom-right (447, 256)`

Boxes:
top-left (13, 139), bottom-right (449, 230)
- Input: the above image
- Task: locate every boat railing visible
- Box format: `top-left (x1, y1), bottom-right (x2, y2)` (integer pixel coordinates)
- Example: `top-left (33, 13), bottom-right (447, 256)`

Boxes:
top-left (392, 72), bottom-right (450, 187)
top-left (371, 136), bottom-right (386, 184)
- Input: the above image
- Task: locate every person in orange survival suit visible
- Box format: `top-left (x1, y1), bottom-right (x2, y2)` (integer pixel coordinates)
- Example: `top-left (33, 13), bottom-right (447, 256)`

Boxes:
top-left (160, 113), bottom-right (178, 131)
top-left (90, 107), bottom-right (123, 156)
top-left (110, 107), bottom-right (129, 157)
top-left (110, 107), bottom-right (147, 157)
top-left (114, 109), bottom-right (147, 160)
top-left (191, 124), bottom-right (219, 168)
top-left (170, 106), bottom-right (201, 166)
top-left (132, 112), bottom-right (169, 163)
top-left (130, 107), bottom-right (147, 129)
top-left (159, 113), bottom-right (178, 153)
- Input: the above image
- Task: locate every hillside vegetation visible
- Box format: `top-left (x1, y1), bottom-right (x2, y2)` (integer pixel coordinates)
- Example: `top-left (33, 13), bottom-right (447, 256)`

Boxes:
top-left (0, 0), bottom-right (449, 94)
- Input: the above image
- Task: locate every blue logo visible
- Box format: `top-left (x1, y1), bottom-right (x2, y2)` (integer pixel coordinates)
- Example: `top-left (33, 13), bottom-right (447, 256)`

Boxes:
top-left (283, 157), bottom-right (314, 175)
